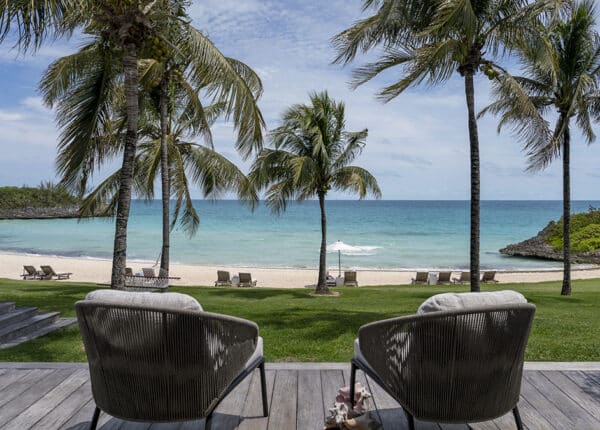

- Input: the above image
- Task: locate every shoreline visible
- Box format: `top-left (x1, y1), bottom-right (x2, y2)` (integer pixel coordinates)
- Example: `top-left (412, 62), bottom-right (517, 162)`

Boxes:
top-left (1, 251), bottom-right (600, 288)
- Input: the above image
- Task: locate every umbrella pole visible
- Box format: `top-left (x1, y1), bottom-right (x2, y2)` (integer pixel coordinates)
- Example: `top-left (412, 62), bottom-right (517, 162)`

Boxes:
top-left (338, 250), bottom-right (341, 277)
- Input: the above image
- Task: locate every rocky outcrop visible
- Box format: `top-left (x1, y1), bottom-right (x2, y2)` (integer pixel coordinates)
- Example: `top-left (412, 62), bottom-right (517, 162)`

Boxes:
top-left (500, 221), bottom-right (600, 264)
top-left (0, 205), bottom-right (111, 220)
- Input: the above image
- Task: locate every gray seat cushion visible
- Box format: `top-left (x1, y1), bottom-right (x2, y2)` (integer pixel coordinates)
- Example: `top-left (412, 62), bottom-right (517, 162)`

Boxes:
top-left (86, 289), bottom-right (203, 311)
top-left (417, 290), bottom-right (527, 314)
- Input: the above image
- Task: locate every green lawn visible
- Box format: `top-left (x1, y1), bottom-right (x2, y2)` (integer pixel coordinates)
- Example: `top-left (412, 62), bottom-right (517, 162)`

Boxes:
top-left (0, 278), bottom-right (598, 362)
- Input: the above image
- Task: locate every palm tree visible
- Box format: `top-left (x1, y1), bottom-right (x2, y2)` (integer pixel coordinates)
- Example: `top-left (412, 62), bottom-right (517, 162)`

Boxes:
top-left (40, 3), bottom-right (264, 287)
top-left (79, 92), bottom-right (259, 265)
top-left (333, 0), bottom-right (558, 292)
top-left (250, 91), bottom-right (381, 294)
top-left (481, 0), bottom-right (600, 296)
top-left (0, 0), bottom-right (72, 51)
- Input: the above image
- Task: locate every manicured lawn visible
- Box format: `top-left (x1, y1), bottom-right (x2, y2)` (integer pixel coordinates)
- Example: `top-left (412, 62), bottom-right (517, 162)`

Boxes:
top-left (0, 278), bottom-right (599, 362)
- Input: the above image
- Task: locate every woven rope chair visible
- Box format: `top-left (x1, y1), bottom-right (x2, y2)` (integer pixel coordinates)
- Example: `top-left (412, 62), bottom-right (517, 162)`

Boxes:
top-left (350, 304), bottom-right (536, 429)
top-left (76, 301), bottom-right (268, 429)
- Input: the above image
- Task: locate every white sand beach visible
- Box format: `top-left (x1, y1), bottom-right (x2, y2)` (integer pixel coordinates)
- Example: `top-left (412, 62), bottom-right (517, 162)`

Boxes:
top-left (1, 252), bottom-right (600, 288)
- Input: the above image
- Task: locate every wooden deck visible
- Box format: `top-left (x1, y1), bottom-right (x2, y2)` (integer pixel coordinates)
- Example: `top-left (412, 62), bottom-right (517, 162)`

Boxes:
top-left (0, 362), bottom-right (599, 430)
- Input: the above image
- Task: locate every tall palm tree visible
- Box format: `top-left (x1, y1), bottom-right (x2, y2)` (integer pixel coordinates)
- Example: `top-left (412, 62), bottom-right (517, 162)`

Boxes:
top-left (333, 0), bottom-right (559, 292)
top-left (481, 0), bottom-right (600, 296)
top-left (40, 3), bottom-right (265, 287)
top-left (250, 91), bottom-right (381, 294)
top-left (79, 92), bottom-right (258, 260)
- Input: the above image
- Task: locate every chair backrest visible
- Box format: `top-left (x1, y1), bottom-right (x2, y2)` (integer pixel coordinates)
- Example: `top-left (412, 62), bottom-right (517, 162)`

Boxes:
top-left (217, 271), bottom-right (231, 282)
top-left (75, 301), bottom-right (258, 422)
top-left (358, 304), bottom-right (536, 423)
top-left (438, 271), bottom-right (451, 282)
top-left (142, 268), bottom-right (155, 278)
top-left (416, 272), bottom-right (428, 282)
top-left (344, 271), bottom-right (357, 282)
top-left (460, 271), bottom-right (470, 281)
top-left (40, 265), bottom-right (55, 276)
top-left (125, 267), bottom-right (134, 277)
top-left (482, 271), bottom-right (496, 281)
top-left (23, 265), bottom-right (37, 275)
top-left (239, 273), bottom-right (252, 283)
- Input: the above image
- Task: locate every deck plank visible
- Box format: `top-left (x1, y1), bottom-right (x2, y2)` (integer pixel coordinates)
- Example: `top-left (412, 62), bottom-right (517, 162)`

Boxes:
top-left (0, 369), bottom-right (73, 424)
top-left (237, 369), bottom-right (276, 430)
top-left (0, 369), bottom-right (32, 392)
top-left (543, 370), bottom-right (600, 423)
top-left (0, 364), bottom-right (599, 430)
top-left (267, 370), bottom-right (297, 430)
top-left (524, 370), bottom-right (600, 429)
top-left (296, 369), bottom-right (324, 429)
top-left (515, 396), bottom-right (555, 430)
top-left (0, 369), bottom-right (50, 407)
top-left (32, 381), bottom-right (92, 430)
top-left (4, 368), bottom-right (89, 430)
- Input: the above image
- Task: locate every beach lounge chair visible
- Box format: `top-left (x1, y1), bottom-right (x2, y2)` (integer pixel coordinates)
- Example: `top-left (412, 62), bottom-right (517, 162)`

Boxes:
top-left (344, 271), bottom-right (358, 287)
top-left (452, 271), bottom-right (470, 284)
top-left (22, 265), bottom-right (42, 280)
top-left (437, 271), bottom-right (452, 284)
top-left (481, 271), bottom-right (499, 283)
top-left (39, 265), bottom-right (72, 280)
top-left (350, 291), bottom-right (535, 430)
top-left (125, 267), bottom-right (134, 277)
top-left (76, 290), bottom-right (268, 429)
top-left (238, 273), bottom-right (257, 287)
top-left (411, 272), bottom-right (428, 285)
top-left (215, 270), bottom-right (233, 286)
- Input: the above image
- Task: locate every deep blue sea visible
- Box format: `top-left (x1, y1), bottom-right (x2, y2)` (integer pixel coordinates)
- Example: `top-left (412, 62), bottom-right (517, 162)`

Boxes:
top-left (0, 200), bottom-right (598, 270)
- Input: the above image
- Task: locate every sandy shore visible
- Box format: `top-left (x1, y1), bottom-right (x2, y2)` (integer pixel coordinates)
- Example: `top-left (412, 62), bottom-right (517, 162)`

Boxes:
top-left (2, 252), bottom-right (600, 288)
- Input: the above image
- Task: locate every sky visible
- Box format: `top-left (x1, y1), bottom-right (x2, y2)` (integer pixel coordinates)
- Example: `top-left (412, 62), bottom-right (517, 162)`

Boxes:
top-left (0, 0), bottom-right (599, 200)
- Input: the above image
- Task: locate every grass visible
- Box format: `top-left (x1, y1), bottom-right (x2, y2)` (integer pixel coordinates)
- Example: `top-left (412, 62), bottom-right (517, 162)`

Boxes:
top-left (0, 278), bottom-right (599, 362)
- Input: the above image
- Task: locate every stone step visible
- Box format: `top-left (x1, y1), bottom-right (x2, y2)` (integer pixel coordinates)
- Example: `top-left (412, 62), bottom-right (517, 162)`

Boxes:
top-left (0, 306), bottom-right (38, 327)
top-left (0, 311), bottom-right (60, 344)
top-left (0, 302), bottom-right (16, 316)
top-left (0, 317), bottom-right (77, 349)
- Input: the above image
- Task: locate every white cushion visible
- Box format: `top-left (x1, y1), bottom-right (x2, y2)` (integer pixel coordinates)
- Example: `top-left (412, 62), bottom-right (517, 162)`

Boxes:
top-left (86, 289), bottom-right (202, 312)
top-left (417, 290), bottom-right (527, 314)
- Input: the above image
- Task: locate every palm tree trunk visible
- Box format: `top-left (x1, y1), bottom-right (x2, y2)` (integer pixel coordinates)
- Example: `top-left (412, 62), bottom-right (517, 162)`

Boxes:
top-left (464, 72), bottom-right (481, 292)
top-left (316, 192), bottom-right (329, 294)
top-left (159, 73), bottom-right (170, 275)
top-left (561, 124), bottom-right (571, 296)
top-left (110, 42), bottom-right (139, 289)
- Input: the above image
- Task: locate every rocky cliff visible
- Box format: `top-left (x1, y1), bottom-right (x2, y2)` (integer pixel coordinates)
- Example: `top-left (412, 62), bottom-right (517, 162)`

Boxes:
top-left (0, 206), bottom-right (108, 219)
top-left (500, 210), bottom-right (600, 264)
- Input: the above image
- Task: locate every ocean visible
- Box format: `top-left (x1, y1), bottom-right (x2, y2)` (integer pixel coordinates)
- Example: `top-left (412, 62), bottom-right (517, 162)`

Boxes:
top-left (0, 200), bottom-right (598, 270)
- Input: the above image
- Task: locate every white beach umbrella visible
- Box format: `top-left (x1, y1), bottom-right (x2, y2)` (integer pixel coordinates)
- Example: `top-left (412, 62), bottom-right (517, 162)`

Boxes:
top-left (327, 240), bottom-right (357, 277)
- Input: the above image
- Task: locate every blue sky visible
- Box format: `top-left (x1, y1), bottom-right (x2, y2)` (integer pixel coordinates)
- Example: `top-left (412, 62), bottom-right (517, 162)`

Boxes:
top-left (0, 0), bottom-right (599, 200)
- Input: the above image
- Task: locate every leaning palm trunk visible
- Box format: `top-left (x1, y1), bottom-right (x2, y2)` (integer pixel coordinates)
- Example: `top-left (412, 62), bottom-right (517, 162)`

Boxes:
top-left (159, 74), bottom-right (170, 275)
top-left (464, 72), bottom-right (481, 292)
top-left (317, 192), bottom-right (329, 294)
top-left (111, 43), bottom-right (139, 289)
top-left (561, 125), bottom-right (571, 295)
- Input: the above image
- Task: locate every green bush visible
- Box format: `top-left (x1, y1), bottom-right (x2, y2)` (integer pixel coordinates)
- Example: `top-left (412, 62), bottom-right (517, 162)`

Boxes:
top-left (0, 184), bottom-right (80, 210)
top-left (548, 208), bottom-right (600, 252)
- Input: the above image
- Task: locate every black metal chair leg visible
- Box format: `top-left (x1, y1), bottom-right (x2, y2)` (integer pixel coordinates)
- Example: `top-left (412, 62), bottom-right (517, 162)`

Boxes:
top-left (349, 361), bottom-right (357, 407)
top-left (259, 361), bottom-right (269, 417)
top-left (513, 406), bottom-right (524, 430)
top-left (205, 413), bottom-right (212, 430)
top-left (404, 410), bottom-right (415, 430)
top-left (89, 406), bottom-right (100, 430)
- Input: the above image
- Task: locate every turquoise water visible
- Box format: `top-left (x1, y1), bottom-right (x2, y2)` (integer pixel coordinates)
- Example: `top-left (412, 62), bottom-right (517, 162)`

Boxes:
top-left (0, 200), bottom-right (598, 270)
